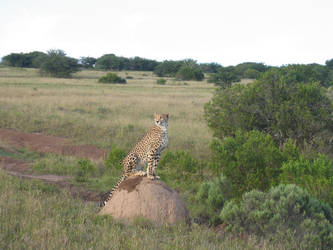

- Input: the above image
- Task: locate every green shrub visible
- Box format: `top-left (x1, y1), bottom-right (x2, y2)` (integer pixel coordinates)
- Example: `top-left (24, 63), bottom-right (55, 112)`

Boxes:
top-left (105, 147), bottom-right (126, 170)
top-left (98, 72), bottom-right (126, 84)
top-left (204, 69), bottom-right (333, 153)
top-left (156, 78), bottom-right (166, 85)
top-left (210, 130), bottom-right (285, 198)
top-left (220, 184), bottom-right (333, 249)
top-left (159, 150), bottom-right (198, 180)
top-left (158, 150), bottom-right (202, 192)
top-left (196, 174), bottom-right (233, 225)
top-left (75, 158), bottom-right (96, 182)
top-left (280, 154), bottom-right (333, 207)
top-left (175, 65), bottom-right (204, 81)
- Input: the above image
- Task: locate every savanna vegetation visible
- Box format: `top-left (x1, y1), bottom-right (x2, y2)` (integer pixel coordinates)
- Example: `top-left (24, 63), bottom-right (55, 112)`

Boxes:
top-left (1, 51), bottom-right (333, 249)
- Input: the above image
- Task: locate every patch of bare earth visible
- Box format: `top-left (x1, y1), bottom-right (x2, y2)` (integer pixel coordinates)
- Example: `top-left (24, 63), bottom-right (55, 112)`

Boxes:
top-left (0, 128), bottom-right (107, 202)
top-left (0, 128), bottom-right (107, 161)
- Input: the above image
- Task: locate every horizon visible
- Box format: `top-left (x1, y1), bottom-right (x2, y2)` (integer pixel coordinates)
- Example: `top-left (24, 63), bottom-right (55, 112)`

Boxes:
top-left (1, 0), bottom-right (333, 67)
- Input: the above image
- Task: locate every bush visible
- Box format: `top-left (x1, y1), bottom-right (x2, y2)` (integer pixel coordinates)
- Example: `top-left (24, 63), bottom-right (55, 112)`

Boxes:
top-left (280, 154), bottom-right (333, 207)
top-left (105, 147), bottom-right (126, 169)
top-left (196, 174), bottom-right (233, 225)
top-left (204, 69), bottom-right (333, 153)
top-left (220, 184), bottom-right (333, 249)
top-left (40, 50), bottom-right (80, 78)
top-left (156, 78), bottom-right (166, 85)
top-left (210, 130), bottom-right (285, 198)
top-left (158, 150), bottom-right (203, 193)
top-left (175, 65), bottom-right (204, 81)
top-left (98, 72), bottom-right (126, 84)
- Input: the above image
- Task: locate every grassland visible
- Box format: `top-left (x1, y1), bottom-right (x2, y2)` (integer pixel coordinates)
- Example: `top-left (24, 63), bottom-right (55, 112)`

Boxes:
top-left (0, 67), bottom-right (288, 249)
top-left (0, 67), bottom-right (214, 159)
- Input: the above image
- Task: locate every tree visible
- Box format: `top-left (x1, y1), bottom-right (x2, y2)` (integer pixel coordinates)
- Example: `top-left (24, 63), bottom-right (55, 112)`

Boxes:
top-left (208, 67), bottom-right (240, 88)
top-left (1, 51), bottom-right (47, 68)
top-left (326, 58), bottom-right (333, 68)
top-left (79, 57), bottom-right (97, 68)
top-left (40, 50), bottom-right (80, 78)
top-left (95, 54), bottom-right (126, 70)
top-left (153, 60), bottom-right (183, 77)
top-left (204, 69), bottom-right (333, 153)
top-left (2, 53), bottom-right (30, 67)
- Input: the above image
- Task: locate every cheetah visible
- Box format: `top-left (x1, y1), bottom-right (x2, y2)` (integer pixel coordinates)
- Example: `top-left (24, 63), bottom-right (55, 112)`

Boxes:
top-left (101, 113), bottom-right (169, 206)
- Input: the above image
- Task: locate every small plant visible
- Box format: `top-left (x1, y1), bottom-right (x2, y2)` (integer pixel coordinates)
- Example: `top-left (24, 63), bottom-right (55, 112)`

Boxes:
top-left (156, 78), bottom-right (166, 85)
top-left (98, 72), bottom-right (126, 84)
top-left (75, 158), bottom-right (96, 182)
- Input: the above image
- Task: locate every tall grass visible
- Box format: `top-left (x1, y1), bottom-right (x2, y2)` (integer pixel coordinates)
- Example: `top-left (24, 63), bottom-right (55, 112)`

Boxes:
top-left (0, 67), bottom-right (213, 159)
top-left (0, 169), bottom-right (264, 249)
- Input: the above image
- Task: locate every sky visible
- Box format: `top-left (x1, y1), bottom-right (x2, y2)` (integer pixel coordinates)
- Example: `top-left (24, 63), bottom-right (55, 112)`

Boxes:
top-left (1, 0), bottom-right (333, 66)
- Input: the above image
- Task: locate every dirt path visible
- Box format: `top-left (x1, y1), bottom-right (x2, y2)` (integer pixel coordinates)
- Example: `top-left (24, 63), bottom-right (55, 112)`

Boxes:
top-left (0, 128), bottom-right (107, 161)
top-left (0, 128), bottom-right (108, 202)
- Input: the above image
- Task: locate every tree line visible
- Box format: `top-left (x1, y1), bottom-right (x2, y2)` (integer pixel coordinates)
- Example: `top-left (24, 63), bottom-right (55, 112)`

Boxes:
top-left (1, 50), bottom-right (333, 85)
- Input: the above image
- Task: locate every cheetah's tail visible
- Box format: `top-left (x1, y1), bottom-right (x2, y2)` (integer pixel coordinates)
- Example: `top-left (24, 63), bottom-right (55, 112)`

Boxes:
top-left (100, 174), bottom-right (127, 207)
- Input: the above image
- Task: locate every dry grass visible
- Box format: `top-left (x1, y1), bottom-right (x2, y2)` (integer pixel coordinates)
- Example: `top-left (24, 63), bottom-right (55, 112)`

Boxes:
top-left (0, 67), bottom-right (214, 159)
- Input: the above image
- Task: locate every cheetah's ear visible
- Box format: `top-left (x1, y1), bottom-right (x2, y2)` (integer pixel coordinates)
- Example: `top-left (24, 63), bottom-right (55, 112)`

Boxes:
top-left (166, 114), bottom-right (169, 119)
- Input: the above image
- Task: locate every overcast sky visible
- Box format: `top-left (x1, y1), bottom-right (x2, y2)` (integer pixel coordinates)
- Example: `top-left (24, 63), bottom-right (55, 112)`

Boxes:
top-left (1, 0), bottom-right (332, 66)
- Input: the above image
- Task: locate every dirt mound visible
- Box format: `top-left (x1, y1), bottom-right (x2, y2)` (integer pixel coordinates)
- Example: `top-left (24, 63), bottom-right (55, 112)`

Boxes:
top-left (0, 128), bottom-right (107, 161)
top-left (99, 176), bottom-right (190, 225)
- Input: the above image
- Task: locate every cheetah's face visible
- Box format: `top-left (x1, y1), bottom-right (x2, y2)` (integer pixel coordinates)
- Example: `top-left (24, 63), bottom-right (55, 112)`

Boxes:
top-left (154, 113), bottom-right (169, 127)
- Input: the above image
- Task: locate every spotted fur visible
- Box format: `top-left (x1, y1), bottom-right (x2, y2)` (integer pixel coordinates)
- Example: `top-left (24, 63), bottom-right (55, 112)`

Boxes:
top-left (101, 113), bottom-right (169, 206)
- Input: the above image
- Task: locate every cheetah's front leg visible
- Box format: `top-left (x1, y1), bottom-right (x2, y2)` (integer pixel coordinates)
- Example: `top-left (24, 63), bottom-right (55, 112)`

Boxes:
top-left (152, 153), bottom-right (161, 180)
top-left (147, 151), bottom-right (159, 180)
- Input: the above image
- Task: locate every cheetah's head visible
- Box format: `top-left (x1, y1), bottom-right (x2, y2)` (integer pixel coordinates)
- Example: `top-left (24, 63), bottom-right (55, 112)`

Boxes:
top-left (154, 113), bottom-right (169, 128)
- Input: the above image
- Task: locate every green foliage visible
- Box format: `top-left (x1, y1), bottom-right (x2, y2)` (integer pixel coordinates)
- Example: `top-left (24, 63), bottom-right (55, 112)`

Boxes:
top-left (243, 68), bottom-right (260, 79)
top-left (280, 154), bottom-right (333, 207)
top-left (105, 147), bottom-right (126, 169)
top-left (280, 64), bottom-right (332, 88)
top-left (159, 150), bottom-right (199, 180)
top-left (95, 54), bottom-right (158, 71)
top-left (156, 78), bottom-right (167, 85)
top-left (326, 58), bottom-right (333, 68)
top-left (153, 60), bottom-right (183, 77)
top-left (199, 62), bottom-right (222, 73)
top-left (210, 130), bottom-right (285, 198)
top-left (204, 69), bottom-right (333, 153)
top-left (95, 54), bottom-right (127, 70)
top-left (176, 64), bottom-right (204, 81)
top-left (79, 57), bottom-right (97, 68)
top-left (2, 51), bottom-right (47, 68)
top-left (39, 50), bottom-right (80, 78)
top-left (208, 67), bottom-right (240, 88)
top-left (98, 72), bottom-right (126, 84)
top-left (75, 158), bottom-right (96, 182)
top-left (220, 184), bottom-right (333, 249)
top-left (234, 62), bottom-right (268, 77)
top-left (196, 174), bottom-right (233, 225)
